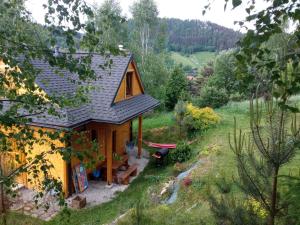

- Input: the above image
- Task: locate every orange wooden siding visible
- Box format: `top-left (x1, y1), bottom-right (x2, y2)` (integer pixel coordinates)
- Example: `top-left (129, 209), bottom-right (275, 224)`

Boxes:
top-left (2, 127), bottom-right (68, 196)
top-left (5, 121), bottom-right (131, 197)
top-left (70, 121), bottom-right (131, 182)
top-left (114, 61), bottom-right (144, 103)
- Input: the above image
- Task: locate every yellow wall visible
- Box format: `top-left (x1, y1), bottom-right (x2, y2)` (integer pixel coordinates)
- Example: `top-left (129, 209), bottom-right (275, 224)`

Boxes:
top-left (3, 127), bottom-right (68, 196)
top-left (26, 127), bottom-right (67, 195)
top-left (5, 121), bottom-right (131, 197)
top-left (114, 61), bottom-right (144, 103)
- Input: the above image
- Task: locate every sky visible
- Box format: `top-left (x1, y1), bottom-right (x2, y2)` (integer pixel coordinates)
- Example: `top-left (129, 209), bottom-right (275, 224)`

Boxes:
top-left (25, 0), bottom-right (268, 31)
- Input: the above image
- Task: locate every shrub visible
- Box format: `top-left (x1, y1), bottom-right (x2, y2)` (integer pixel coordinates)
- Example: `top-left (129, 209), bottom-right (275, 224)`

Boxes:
top-left (170, 141), bottom-right (192, 163)
top-left (184, 103), bottom-right (220, 132)
top-left (165, 66), bottom-right (188, 110)
top-left (196, 86), bottom-right (229, 108)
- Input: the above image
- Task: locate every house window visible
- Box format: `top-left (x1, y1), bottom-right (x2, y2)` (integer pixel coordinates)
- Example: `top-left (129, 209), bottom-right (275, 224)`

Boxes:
top-left (91, 129), bottom-right (98, 142)
top-left (112, 130), bottom-right (117, 153)
top-left (126, 72), bottom-right (133, 97)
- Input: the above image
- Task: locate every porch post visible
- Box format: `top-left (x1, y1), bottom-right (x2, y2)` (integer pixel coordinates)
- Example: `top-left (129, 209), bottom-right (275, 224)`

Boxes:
top-left (106, 128), bottom-right (113, 185)
top-left (138, 115), bottom-right (143, 158)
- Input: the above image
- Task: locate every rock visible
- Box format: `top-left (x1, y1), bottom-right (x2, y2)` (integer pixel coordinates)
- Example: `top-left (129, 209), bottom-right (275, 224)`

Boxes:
top-left (160, 180), bottom-right (175, 196)
top-left (24, 205), bottom-right (32, 211)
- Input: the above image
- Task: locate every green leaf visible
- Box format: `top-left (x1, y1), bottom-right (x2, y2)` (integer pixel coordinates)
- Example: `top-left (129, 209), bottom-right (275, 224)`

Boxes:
top-left (232, 0), bottom-right (242, 8)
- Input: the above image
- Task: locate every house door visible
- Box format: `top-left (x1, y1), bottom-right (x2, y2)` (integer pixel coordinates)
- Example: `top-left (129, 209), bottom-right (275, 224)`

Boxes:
top-left (130, 121), bottom-right (133, 142)
top-left (112, 130), bottom-right (117, 153)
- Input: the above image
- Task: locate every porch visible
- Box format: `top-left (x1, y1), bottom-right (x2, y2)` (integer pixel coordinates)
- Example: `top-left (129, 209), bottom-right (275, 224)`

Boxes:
top-left (69, 115), bottom-right (144, 195)
top-left (9, 147), bottom-right (149, 221)
top-left (67, 150), bottom-right (148, 207)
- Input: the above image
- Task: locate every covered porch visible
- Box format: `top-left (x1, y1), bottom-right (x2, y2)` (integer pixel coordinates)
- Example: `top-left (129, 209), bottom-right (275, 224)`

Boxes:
top-left (69, 115), bottom-right (145, 195)
top-left (104, 115), bottom-right (144, 185)
top-left (67, 149), bottom-right (148, 207)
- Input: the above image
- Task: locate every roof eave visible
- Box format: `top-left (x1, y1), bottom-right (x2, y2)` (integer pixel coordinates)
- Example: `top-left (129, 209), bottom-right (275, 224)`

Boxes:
top-left (27, 101), bottom-right (160, 129)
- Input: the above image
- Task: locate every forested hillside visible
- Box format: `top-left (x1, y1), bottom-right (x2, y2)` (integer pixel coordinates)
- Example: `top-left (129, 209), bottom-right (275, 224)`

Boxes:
top-left (162, 18), bottom-right (242, 53)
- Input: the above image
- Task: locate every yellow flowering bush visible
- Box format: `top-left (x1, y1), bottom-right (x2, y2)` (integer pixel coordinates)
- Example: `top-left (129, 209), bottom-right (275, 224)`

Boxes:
top-left (244, 197), bottom-right (268, 219)
top-left (184, 103), bottom-right (220, 132)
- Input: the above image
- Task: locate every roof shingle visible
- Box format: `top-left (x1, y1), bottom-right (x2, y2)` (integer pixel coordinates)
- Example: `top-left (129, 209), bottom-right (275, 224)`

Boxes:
top-left (28, 53), bottom-right (159, 128)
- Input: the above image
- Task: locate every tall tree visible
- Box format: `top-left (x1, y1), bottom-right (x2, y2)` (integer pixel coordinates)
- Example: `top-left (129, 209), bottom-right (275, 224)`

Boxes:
top-left (165, 66), bottom-right (188, 110)
top-left (91, 0), bottom-right (127, 52)
top-left (130, 0), bottom-right (158, 64)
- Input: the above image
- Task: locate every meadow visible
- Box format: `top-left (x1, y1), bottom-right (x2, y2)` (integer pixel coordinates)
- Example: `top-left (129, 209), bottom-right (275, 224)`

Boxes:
top-left (170, 51), bottom-right (216, 70)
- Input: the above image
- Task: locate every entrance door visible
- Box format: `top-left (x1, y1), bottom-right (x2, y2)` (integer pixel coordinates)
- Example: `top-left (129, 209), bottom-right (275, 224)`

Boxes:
top-left (130, 121), bottom-right (133, 142)
top-left (112, 130), bottom-right (117, 153)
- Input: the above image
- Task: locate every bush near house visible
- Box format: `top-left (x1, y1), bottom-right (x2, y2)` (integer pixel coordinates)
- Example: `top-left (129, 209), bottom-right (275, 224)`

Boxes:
top-left (194, 86), bottom-right (229, 108)
top-left (170, 141), bottom-right (192, 163)
top-left (174, 102), bottom-right (220, 136)
top-left (184, 103), bottom-right (220, 133)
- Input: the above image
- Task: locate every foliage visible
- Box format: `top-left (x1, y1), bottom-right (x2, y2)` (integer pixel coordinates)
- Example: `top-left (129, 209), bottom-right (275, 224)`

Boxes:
top-left (169, 141), bottom-right (192, 163)
top-left (217, 0), bottom-right (300, 111)
top-left (0, 0), bottom-right (122, 222)
top-left (281, 176), bottom-right (300, 224)
top-left (200, 61), bottom-right (214, 77)
top-left (208, 50), bottom-right (240, 95)
top-left (127, 0), bottom-right (170, 103)
top-left (165, 66), bottom-right (188, 110)
top-left (139, 52), bottom-right (170, 102)
top-left (130, 0), bottom-right (158, 63)
top-left (244, 197), bottom-right (268, 219)
top-left (195, 86), bottom-right (229, 109)
top-left (185, 104), bottom-right (220, 132)
top-left (90, 0), bottom-right (127, 52)
top-left (224, 99), bottom-right (300, 225)
top-left (163, 18), bottom-right (242, 53)
top-left (204, 0), bottom-right (300, 224)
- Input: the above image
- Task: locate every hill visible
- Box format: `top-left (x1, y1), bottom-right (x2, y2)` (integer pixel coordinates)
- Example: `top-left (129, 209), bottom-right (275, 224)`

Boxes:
top-left (161, 18), bottom-right (242, 54)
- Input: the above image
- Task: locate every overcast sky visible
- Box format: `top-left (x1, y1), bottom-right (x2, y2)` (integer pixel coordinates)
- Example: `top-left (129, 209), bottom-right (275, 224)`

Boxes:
top-left (26, 0), bottom-right (268, 31)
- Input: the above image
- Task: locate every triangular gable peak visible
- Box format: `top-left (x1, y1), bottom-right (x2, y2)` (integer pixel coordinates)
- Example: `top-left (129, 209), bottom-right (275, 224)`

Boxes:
top-left (114, 59), bottom-right (144, 103)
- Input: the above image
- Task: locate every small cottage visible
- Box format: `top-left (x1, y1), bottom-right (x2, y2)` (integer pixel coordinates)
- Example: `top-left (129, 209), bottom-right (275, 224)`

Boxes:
top-left (4, 53), bottom-right (159, 197)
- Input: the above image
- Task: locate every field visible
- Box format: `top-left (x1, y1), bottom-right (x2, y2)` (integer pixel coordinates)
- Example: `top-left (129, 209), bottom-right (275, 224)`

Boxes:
top-left (4, 99), bottom-right (300, 225)
top-left (170, 51), bottom-right (216, 69)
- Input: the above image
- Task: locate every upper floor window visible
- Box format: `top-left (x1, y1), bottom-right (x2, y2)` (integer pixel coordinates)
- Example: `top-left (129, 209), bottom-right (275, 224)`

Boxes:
top-left (126, 72), bottom-right (133, 97)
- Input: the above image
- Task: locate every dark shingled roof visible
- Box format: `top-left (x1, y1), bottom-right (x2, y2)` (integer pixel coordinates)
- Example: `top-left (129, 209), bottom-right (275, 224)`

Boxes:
top-left (28, 53), bottom-right (160, 128)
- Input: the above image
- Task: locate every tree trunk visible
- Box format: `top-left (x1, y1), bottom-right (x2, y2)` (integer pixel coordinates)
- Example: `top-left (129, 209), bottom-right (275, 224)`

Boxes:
top-left (269, 167), bottom-right (279, 225)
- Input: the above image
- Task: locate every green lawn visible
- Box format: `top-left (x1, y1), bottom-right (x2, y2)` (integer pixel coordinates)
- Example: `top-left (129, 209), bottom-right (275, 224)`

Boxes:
top-left (170, 51), bottom-right (216, 69)
top-left (5, 100), bottom-right (300, 225)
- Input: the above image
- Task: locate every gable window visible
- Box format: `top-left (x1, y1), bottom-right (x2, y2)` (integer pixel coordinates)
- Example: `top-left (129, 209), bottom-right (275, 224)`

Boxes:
top-left (126, 72), bottom-right (133, 97)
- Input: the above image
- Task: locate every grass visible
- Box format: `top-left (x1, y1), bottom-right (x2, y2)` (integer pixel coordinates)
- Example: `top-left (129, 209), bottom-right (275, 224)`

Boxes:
top-left (116, 99), bottom-right (300, 225)
top-left (5, 99), bottom-right (300, 225)
top-left (170, 51), bottom-right (216, 69)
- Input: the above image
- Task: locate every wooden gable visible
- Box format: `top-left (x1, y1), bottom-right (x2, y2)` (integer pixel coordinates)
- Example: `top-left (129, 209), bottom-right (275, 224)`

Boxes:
top-left (114, 60), bottom-right (144, 103)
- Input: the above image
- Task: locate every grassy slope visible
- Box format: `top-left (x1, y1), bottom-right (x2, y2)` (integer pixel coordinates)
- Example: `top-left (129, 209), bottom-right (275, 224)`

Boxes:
top-left (170, 51), bottom-right (216, 69)
top-left (118, 100), bottom-right (300, 225)
top-left (5, 100), bottom-right (300, 225)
